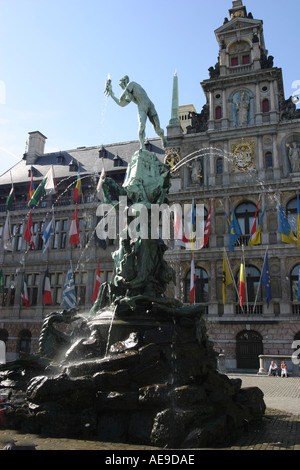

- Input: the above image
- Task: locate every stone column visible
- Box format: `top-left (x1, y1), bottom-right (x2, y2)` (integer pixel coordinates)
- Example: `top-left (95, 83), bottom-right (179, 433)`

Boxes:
top-left (272, 133), bottom-right (280, 179)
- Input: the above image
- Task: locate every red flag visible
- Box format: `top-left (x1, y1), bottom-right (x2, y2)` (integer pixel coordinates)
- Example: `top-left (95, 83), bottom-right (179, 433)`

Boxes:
top-left (22, 273), bottom-right (29, 308)
top-left (203, 199), bottom-right (212, 247)
top-left (69, 204), bottom-right (80, 245)
top-left (24, 210), bottom-right (35, 249)
top-left (27, 171), bottom-right (35, 204)
top-left (190, 253), bottom-right (196, 305)
top-left (92, 261), bottom-right (101, 302)
top-left (73, 170), bottom-right (82, 203)
top-left (239, 262), bottom-right (246, 307)
top-left (42, 267), bottom-right (52, 305)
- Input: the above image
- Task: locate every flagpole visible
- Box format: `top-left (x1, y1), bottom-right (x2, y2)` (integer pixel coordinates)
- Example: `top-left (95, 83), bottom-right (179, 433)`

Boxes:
top-left (224, 248), bottom-right (245, 313)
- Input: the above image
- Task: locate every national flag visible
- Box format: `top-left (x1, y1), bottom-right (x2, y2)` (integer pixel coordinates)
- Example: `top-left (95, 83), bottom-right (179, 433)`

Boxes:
top-left (42, 267), bottom-right (52, 305)
top-left (239, 262), bottom-right (246, 307)
top-left (222, 251), bottom-right (233, 305)
top-left (0, 270), bottom-right (4, 294)
top-left (27, 171), bottom-right (35, 205)
top-left (190, 253), bottom-right (196, 305)
top-left (3, 213), bottom-right (12, 251)
top-left (279, 204), bottom-right (297, 244)
top-left (297, 192), bottom-right (300, 249)
top-left (69, 204), bottom-right (80, 245)
top-left (92, 261), bottom-right (101, 302)
top-left (5, 186), bottom-right (15, 212)
top-left (261, 251), bottom-right (272, 308)
top-left (226, 203), bottom-right (241, 251)
top-left (62, 263), bottom-right (77, 309)
top-left (24, 210), bottom-right (35, 249)
top-left (249, 201), bottom-right (267, 246)
top-left (21, 273), bottom-right (29, 308)
top-left (27, 166), bottom-right (56, 207)
top-left (203, 200), bottom-right (212, 247)
top-left (73, 169), bottom-right (83, 203)
top-left (96, 167), bottom-right (106, 200)
top-left (190, 202), bottom-right (195, 247)
top-left (42, 216), bottom-right (54, 252)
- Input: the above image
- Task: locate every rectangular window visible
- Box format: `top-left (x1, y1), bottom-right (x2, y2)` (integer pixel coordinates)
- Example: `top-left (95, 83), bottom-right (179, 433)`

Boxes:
top-left (53, 219), bottom-right (68, 249)
top-left (74, 271), bottom-right (87, 305)
top-left (231, 57), bottom-right (238, 66)
top-left (27, 273), bottom-right (40, 306)
top-left (50, 272), bottom-right (63, 305)
top-left (242, 55), bottom-right (250, 64)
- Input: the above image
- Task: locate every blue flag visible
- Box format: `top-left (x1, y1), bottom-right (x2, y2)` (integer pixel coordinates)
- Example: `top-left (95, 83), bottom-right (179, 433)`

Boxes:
top-left (62, 263), bottom-right (77, 309)
top-left (261, 251), bottom-right (272, 308)
top-left (226, 204), bottom-right (241, 251)
top-left (42, 216), bottom-right (54, 253)
top-left (279, 204), bottom-right (296, 244)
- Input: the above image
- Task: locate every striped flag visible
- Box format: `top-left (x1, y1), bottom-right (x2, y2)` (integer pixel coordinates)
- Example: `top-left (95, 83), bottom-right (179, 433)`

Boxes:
top-left (222, 250), bottom-right (233, 305)
top-left (24, 210), bottom-right (35, 249)
top-left (21, 273), bottom-right (29, 308)
top-left (69, 204), bottom-right (80, 245)
top-left (62, 263), bottom-right (77, 309)
top-left (73, 169), bottom-right (83, 203)
top-left (239, 262), bottom-right (246, 307)
top-left (6, 186), bottom-right (15, 212)
top-left (203, 199), bottom-right (212, 247)
top-left (28, 166), bottom-right (56, 207)
top-left (190, 253), bottom-right (196, 305)
top-left (3, 212), bottom-right (12, 251)
top-left (42, 267), bottom-right (52, 305)
top-left (42, 216), bottom-right (54, 252)
top-left (92, 261), bottom-right (101, 302)
top-left (27, 171), bottom-right (35, 205)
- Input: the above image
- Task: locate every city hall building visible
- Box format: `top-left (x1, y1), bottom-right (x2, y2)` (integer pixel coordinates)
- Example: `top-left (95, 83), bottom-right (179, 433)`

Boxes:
top-left (1, 0), bottom-right (300, 370)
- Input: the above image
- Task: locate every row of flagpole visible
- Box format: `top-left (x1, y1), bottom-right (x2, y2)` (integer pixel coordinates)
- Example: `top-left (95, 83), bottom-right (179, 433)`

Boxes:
top-left (2, 166), bottom-right (102, 309)
top-left (2, 164), bottom-right (300, 309)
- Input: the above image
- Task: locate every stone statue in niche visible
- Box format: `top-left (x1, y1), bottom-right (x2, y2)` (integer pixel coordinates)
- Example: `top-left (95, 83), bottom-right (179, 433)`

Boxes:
top-left (187, 158), bottom-right (202, 184)
top-left (233, 91), bottom-right (250, 127)
top-left (287, 142), bottom-right (300, 172)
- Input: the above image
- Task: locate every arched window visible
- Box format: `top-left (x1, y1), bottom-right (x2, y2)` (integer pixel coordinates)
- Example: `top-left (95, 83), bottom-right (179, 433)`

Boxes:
top-left (215, 106), bottom-right (222, 120)
top-left (262, 98), bottom-right (270, 113)
top-left (236, 202), bottom-right (257, 244)
top-left (185, 267), bottom-right (208, 303)
top-left (291, 264), bottom-right (300, 302)
top-left (236, 265), bottom-right (262, 303)
top-left (287, 198), bottom-right (297, 234)
top-left (265, 151), bottom-right (273, 169)
top-left (18, 329), bottom-right (32, 355)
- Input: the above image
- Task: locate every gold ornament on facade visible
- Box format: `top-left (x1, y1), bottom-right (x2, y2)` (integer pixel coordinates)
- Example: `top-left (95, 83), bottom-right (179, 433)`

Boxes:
top-left (164, 148), bottom-right (180, 173)
top-left (232, 139), bottom-right (255, 172)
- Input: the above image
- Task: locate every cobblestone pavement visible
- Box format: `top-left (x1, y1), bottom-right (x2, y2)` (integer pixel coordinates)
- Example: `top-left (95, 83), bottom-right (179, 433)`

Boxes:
top-left (0, 374), bottom-right (299, 452)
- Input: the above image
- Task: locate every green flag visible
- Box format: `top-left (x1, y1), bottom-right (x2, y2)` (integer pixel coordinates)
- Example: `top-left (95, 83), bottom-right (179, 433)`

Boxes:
top-left (0, 270), bottom-right (4, 294)
top-left (6, 187), bottom-right (15, 212)
top-left (28, 167), bottom-right (56, 208)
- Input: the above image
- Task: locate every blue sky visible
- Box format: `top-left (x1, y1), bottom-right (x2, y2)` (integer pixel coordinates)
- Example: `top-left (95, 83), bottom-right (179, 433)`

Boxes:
top-left (0, 0), bottom-right (299, 176)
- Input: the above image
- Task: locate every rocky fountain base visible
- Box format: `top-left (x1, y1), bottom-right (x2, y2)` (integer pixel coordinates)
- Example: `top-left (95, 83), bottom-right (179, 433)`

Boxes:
top-left (0, 303), bottom-right (265, 449)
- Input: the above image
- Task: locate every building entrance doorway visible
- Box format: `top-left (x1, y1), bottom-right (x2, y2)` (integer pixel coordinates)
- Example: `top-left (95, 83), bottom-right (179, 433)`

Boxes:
top-left (236, 330), bottom-right (263, 369)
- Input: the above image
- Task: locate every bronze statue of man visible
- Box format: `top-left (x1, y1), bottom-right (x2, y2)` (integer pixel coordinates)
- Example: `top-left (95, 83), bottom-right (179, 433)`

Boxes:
top-left (105, 75), bottom-right (167, 150)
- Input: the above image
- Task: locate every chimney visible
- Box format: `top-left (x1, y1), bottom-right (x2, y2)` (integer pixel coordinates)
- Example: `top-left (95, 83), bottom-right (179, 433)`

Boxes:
top-left (25, 131), bottom-right (47, 164)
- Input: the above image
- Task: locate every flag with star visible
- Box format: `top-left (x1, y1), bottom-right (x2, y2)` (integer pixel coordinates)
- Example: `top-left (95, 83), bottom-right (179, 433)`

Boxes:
top-left (261, 250), bottom-right (272, 308)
